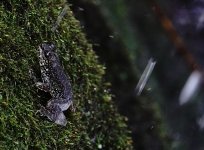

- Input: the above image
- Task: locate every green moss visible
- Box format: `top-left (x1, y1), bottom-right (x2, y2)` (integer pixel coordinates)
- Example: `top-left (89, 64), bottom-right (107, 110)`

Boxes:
top-left (0, 0), bottom-right (132, 149)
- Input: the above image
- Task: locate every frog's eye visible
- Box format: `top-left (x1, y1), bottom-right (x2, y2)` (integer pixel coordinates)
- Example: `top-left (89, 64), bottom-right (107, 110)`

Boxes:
top-left (46, 51), bottom-right (51, 56)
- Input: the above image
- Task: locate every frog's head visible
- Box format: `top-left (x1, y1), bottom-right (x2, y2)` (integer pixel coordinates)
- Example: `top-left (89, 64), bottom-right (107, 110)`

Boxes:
top-left (39, 43), bottom-right (56, 60)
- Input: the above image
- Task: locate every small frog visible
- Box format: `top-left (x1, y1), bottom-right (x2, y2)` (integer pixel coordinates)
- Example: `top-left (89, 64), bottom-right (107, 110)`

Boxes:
top-left (34, 43), bottom-right (73, 126)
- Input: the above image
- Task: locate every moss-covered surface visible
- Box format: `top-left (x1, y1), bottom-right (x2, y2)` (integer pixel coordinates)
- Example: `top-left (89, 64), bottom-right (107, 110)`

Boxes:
top-left (0, 0), bottom-right (132, 149)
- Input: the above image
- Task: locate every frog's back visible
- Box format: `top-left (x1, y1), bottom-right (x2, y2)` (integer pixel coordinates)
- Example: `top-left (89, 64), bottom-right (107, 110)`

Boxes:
top-left (48, 51), bottom-right (72, 99)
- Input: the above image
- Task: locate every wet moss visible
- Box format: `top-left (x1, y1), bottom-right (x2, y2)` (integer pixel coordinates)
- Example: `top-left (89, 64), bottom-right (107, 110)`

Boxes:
top-left (0, 0), bottom-right (132, 149)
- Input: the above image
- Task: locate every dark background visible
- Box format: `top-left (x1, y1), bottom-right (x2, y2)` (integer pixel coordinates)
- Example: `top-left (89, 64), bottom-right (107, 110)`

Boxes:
top-left (69, 0), bottom-right (204, 149)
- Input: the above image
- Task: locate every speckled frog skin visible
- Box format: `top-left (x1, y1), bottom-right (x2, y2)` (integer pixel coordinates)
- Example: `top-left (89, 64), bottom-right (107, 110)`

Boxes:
top-left (36, 43), bottom-right (73, 126)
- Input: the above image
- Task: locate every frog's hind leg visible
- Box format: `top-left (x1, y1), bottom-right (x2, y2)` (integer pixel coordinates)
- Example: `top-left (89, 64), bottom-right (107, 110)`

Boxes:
top-left (39, 104), bottom-right (67, 126)
top-left (47, 98), bottom-right (73, 111)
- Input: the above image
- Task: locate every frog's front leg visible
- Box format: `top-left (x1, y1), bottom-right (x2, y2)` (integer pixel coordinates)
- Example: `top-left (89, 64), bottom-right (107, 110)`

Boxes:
top-left (29, 69), bottom-right (50, 92)
top-left (35, 82), bottom-right (50, 92)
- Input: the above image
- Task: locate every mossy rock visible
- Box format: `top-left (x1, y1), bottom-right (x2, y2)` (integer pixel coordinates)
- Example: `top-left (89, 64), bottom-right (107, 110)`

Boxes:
top-left (0, 0), bottom-right (132, 149)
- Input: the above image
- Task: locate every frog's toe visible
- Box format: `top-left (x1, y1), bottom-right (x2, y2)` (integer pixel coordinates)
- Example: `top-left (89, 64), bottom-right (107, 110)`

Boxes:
top-left (70, 102), bottom-right (75, 112)
top-left (55, 112), bottom-right (67, 126)
top-left (36, 106), bottom-right (47, 116)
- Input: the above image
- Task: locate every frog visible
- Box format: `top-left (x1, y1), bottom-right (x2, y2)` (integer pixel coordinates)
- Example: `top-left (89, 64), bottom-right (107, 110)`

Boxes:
top-left (34, 43), bottom-right (73, 126)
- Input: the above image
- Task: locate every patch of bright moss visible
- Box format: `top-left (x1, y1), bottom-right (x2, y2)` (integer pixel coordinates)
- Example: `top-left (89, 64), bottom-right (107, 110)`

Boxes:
top-left (0, 0), bottom-right (132, 149)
